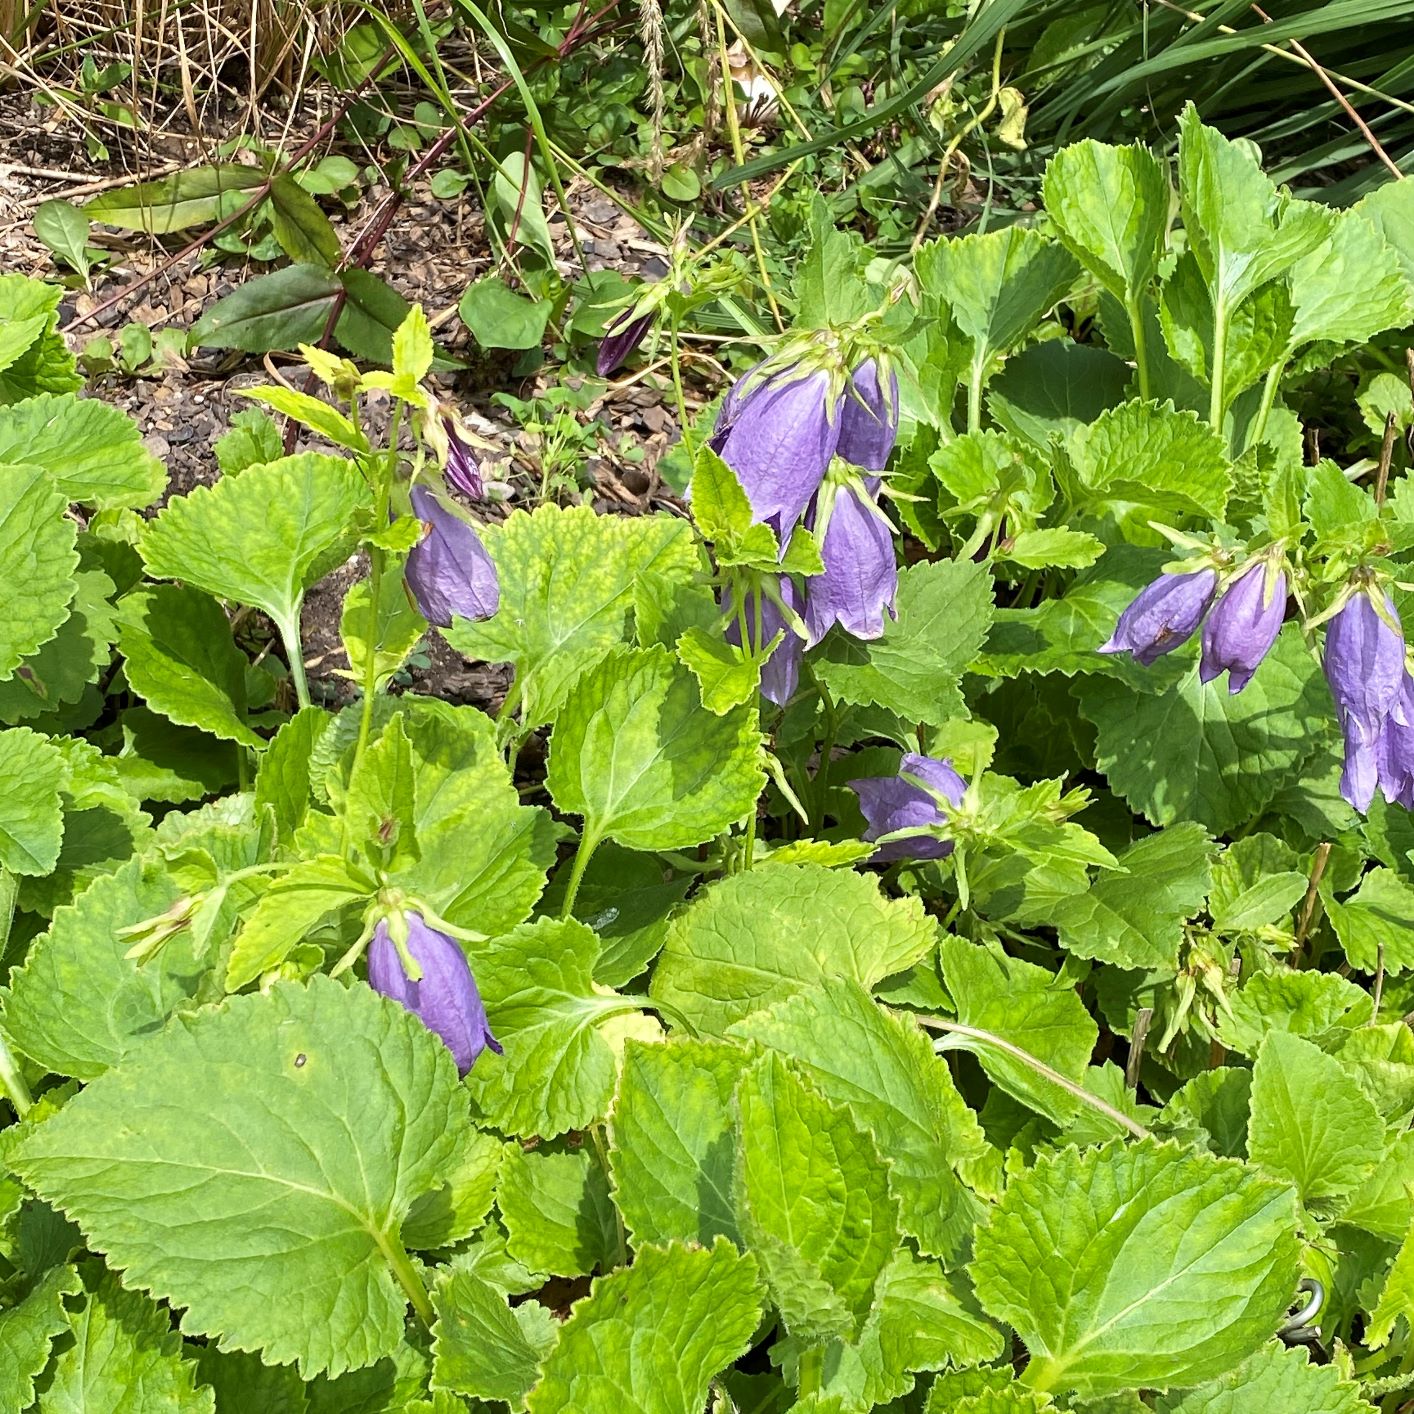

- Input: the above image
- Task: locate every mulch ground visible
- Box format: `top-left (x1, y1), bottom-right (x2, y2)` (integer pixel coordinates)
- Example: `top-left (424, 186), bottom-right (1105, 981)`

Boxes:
top-left (0, 88), bottom-right (705, 711)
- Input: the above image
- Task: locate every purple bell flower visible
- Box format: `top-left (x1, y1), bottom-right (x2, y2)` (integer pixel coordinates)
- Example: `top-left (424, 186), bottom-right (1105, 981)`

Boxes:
top-left (442, 417), bottom-right (484, 500)
top-left (804, 478), bottom-right (897, 645)
top-left (1098, 569), bottom-right (1218, 667)
top-left (1199, 562), bottom-right (1287, 694)
top-left (404, 486), bottom-right (499, 629)
top-left (835, 359), bottom-right (899, 471)
top-left (1324, 591), bottom-right (1406, 812)
top-left (1377, 674), bottom-right (1414, 809)
top-left (597, 307), bottom-right (654, 377)
top-left (368, 913), bottom-right (502, 1076)
top-left (724, 578), bottom-right (804, 707)
top-left (713, 365), bottom-right (841, 540)
top-left (848, 753), bottom-right (966, 863)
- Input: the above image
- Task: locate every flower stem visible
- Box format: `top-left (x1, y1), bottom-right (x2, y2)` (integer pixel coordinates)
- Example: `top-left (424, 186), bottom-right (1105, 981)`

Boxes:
top-left (559, 830), bottom-right (600, 919)
top-left (669, 311), bottom-right (695, 457)
top-left (922, 1016), bottom-right (1152, 1140)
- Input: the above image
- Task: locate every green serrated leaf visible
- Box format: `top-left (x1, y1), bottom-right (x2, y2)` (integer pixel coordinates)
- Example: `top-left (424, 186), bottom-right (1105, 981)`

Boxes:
top-left (1365, 1216), bottom-right (1414, 1351)
top-left (1067, 398), bottom-right (1232, 525)
top-left (972, 1138), bottom-right (1301, 1398)
top-left (651, 863), bottom-right (936, 1036)
top-left (609, 1037), bottom-right (744, 1249)
top-left (0, 726), bottom-right (67, 876)
top-left (0, 854), bottom-right (218, 1079)
top-left (1216, 970), bottom-right (1369, 1058)
top-left (914, 227), bottom-right (1077, 373)
top-left (0, 462), bottom-right (78, 679)
top-left (0, 1263), bottom-right (82, 1410)
top-left (340, 568), bottom-right (426, 693)
top-left (117, 584), bottom-right (262, 750)
top-left (1043, 140), bottom-right (1170, 304)
top-left (140, 452), bottom-right (367, 632)
top-left (445, 505), bottom-right (702, 728)
top-left (225, 855), bottom-right (370, 989)
top-left (402, 1125), bottom-right (503, 1251)
top-left (937, 937), bottom-right (1098, 1126)
top-left (792, 1250), bottom-right (1003, 1409)
top-left (0, 393), bottom-right (165, 509)
top-left (44, 1263), bottom-right (215, 1412)
top-left (0, 276), bottom-right (80, 405)
top-left (496, 1141), bottom-right (618, 1279)
top-left (676, 625), bottom-right (763, 714)
top-left (0, 567), bottom-right (112, 725)
top-left (814, 558), bottom-right (995, 725)
top-left (729, 977), bottom-right (989, 1260)
top-left (525, 1238), bottom-right (764, 1414)
top-left (1076, 628), bottom-right (1331, 835)
top-left (1247, 1030), bottom-right (1384, 1211)
top-left (464, 916), bottom-right (656, 1139)
top-left (215, 407), bottom-right (285, 475)
top-left (12, 977), bottom-right (465, 1378)
top-left (1051, 823), bottom-right (1213, 971)
top-left (431, 1268), bottom-right (556, 1409)
top-left (1327, 867), bottom-right (1414, 974)
top-left (734, 1050), bottom-right (898, 1344)
top-left (547, 644), bottom-right (763, 854)
top-left (1153, 1340), bottom-right (1376, 1413)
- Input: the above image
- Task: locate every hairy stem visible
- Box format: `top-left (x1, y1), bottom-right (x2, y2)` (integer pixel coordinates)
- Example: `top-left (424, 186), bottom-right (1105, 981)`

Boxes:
top-left (276, 607), bottom-right (312, 711)
top-left (922, 1016), bottom-right (1152, 1140)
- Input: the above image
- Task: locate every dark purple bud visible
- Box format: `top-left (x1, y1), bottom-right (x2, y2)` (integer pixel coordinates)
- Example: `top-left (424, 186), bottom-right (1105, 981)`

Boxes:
top-left (836, 359), bottom-right (899, 471)
top-left (848, 753), bottom-right (965, 863)
top-left (724, 578), bottom-right (803, 707)
top-left (1324, 592), bottom-right (1406, 812)
top-left (442, 418), bottom-right (484, 499)
top-left (715, 365), bottom-right (842, 540)
top-left (1199, 563), bottom-right (1287, 694)
top-left (404, 486), bottom-right (499, 629)
top-left (597, 308), bottom-right (654, 377)
top-left (367, 913), bottom-right (502, 1076)
top-left (1098, 569), bottom-right (1218, 667)
top-left (804, 480), bottom-right (897, 645)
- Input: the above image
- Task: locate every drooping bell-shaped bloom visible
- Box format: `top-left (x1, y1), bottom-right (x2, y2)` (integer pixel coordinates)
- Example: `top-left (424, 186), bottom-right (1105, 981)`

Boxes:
top-left (1199, 562), bottom-right (1287, 694)
top-left (404, 486), bottom-right (499, 629)
top-left (713, 365), bottom-right (841, 539)
top-left (1098, 569), bottom-right (1218, 667)
top-left (848, 753), bottom-right (966, 863)
top-left (835, 359), bottom-right (899, 471)
top-left (805, 478), bottom-right (897, 645)
top-left (442, 418), bottom-right (484, 499)
top-left (367, 913), bottom-right (502, 1076)
top-left (724, 578), bottom-right (804, 707)
top-left (422, 406), bottom-right (485, 500)
top-left (1324, 591), bottom-right (1407, 812)
top-left (597, 307), bottom-right (654, 377)
top-left (1377, 674), bottom-right (1414, 809)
